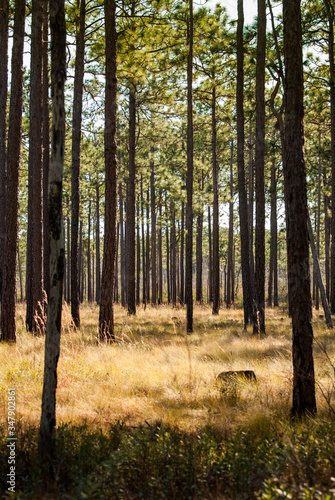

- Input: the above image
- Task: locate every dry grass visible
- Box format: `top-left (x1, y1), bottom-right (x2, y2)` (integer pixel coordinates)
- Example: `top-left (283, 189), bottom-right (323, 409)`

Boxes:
top-left (1, 303), bottom-right (334, 434)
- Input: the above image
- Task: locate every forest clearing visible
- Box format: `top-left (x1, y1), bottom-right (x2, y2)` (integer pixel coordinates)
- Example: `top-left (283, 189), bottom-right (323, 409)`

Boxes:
top-left (1, 304), bottom-right (335, 498)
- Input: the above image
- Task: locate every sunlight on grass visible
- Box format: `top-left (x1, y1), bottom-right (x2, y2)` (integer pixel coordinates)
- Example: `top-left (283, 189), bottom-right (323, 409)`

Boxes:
top-left (0, 303), bottom-right (334, 433)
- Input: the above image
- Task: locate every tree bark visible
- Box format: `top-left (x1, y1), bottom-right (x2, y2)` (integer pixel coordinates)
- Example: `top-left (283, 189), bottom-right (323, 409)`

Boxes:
top-left (39, 0), bottom-right (66, 473)
top-left (186, 0), bottom-right (194, 332)
top-left (180, 201), bottom-right (184, 305)
top-left (0, 0), bottom-right (8, 303)
top-left (253, 0), bottom-right (266, 334)
top-left (26, 0), bottom-right (44, 333)
top-left (87, 200), bottom-right (92, 302)
top-left (70, 0), bottom-right (86, 327)
top-left (227, 141), bottom-right (234, 308)
top-left (98, 0), bottom-right (117, 340)
top-left (42, 0), bottom-right (50, 301)
top-left (1, 0), bottom-right (25, 342)
top-left (95, 183), bottom-right (101, 303)
top-left (146, 188), bottom-right (150, 304)
top-left (237, 0), bottom-right (253, 328)
top-left (120, 183), bottom-right (126, 307)
top-left (283, 0), bottom-right (316, 416)
top-left (141, 177), bottom-right (146, 305)
top-left (208, 205), bottom-right (213, 303)
top-left (136, 195), bottom-right (140, 305)
top-left (212, 86), bottom-right (219, 315)
top-left (127, 84), bottom-right (136, 315)
top-left (151, 159), bottom-right (157, 305)
top-left (158, 200), bottom-right (163, 304)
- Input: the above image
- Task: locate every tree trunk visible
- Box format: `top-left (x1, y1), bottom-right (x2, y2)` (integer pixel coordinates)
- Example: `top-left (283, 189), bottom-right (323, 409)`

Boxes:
top-left (268, 159), bottom-right (278, 307)
top-left (253, 0), bottom-right (266, 334)
top-left (87, 200), bottom-right (92, 302)
top-left (120, 183), bottom-right (126, 307)
top-left (158, 199), bottom-right (163, 304)
top-left (208, 205), bottom-right (213, 303)
top-left (283, 0), bottom-right (316, 416)
top-left (196, 210), bottom-right (203, 304)
top-left (98, 0), bottom-right (117, 340)
top-left (186, 0), bottom-right (194, 332)
top-left (18, 246), bottom-right (23, 302)
top-left (146, 188), bottom-right (150, 304)
top-left (26, 0), bottom-right (44, 333)
top-left (79, 220), bottom-right (83, 302)
top-left (70, 0), bottom-right (85, 327)
top-left (114, 221), bottom-right (119, 302)
top-left (237, 0), bottom-right (253, 328)
top-left (141, 177), bottom-right (146, 305)
top-left (136, 195), bottom-right (140, 305)
top-left (0, 0), bottom-right (8, 303)
top-left (151, 159), bottom-right (157, 305)
top-left (96, 183), bottom-right (101, 304)
top-left (212, 86), bottom-right (219, 314)
top-left (166, 223), bottom-right (170, 304)
top-left (42, 0), bottom-right (50, 301)
top-left (1, 0), bottom-right (25, 342)
top-left (127, 84), bottom-right (136, 315)
top-left (39, 0), bottom-right (66, 473)
top-left (307, 214), bottom-right (333, 328)
top-left (248, 125), bottom-right (255, 294)
top-left (180, 201), bottom-right (184, 305)
top-left (227, 141), bottom-right (234, 308)
top-left (324, 175), bottom-right (330, 302)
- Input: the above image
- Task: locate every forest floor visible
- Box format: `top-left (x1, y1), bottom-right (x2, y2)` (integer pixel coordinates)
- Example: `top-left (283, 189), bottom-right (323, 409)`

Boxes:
top-left (0, 304), bottom-right (335, 498)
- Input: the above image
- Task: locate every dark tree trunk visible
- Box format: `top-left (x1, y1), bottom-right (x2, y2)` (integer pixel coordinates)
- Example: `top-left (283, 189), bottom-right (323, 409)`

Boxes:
top-left (39, 0), bottom-right (66, 473)
top-left (253, 0), bottom-right (266, 334)
top-left (114, 221), bottom-right (119, 302)
top-left (98, 0), bottom-right (117, 340)
top-left (136, 195), bottom-right (140, 306)
top-left (212, 86), bottom-right (219, 314)
top-left (42, 0), bottom-right (50, 301)
top-left (315, 130), bottom-right (322, 310)
top-left (324, 175), bottom-right (330, 302)
top-left (180, 202), bottom-right (185, 305)
top-left (120, 183), bottom-right (126, 307)
top-left (18, 246), bottom-right (23, 302)
top-left (166, 224), bottom-right (170, 304)
top-left (70, 0), bottom-right (85, 327)
top-left (196, 210), bottom-right (203, 304)
top-left (283, 0), bottom-right (316, 416)
top-left (186, 0), bottom-right (194, 332)
top-left (127, 84), bottom-right (136, 315)
top-left (248, 126), bottom-right (255, 294)
top-left (208, 205), bottom-right (213, 303)
top-left (146, 188), bottom-right (150, 304)
top-left (0, 0), bottom-right (8, 302)
top-left (227, 141), bottom-right (234, 308)
top-left (26, 0), bottom-right (44, 333)
top-left (87, 200), bottom-right (92, 302)
top-left (268, 159), bottom-right (278, 307)
top-left (67, 217), bottom-right (70, 302)
top-left (151, 160), bottom-right (157, 305)
top-left (158, 199), bottom-right (163, 304)
top-left (79, 220), bottom-right (83, 302)
top-left (141, 177), bottom-right (146, 305)
top-left (237, 0), bottom-right (253, 328)
top-left (171, 206), bottom-right (177, 306)
top-left (1, 0), bottom-right (25, 342)
top-left (96, 183), bottom-right (101, 304)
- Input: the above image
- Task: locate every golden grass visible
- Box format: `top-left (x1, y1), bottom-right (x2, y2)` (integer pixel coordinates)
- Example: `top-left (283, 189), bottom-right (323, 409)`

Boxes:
top-left (0, 303), bottom-right (334, 434)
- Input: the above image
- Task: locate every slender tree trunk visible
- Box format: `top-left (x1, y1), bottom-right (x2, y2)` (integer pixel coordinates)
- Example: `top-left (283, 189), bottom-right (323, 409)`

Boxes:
top-left (180, 201), bottom-right (185, 305)
top-left (315, 132), bottom-right (322, 310)
top-left (253, 0), bottom-right (266, 334)
top-left (212, 86), bottom-right (219, 314)
top-left (18, 246), bottom-right (23, 302)
top-left (166, 224), bottom-right (170, 304)
top-left (26, 0), bottom-right (44, 333)
top-left (98, 0), bottom-right (117, 340)
top-left (208, 205), bottom-right (213, 303)
top-left (67, 217), bottom-right (70, 302)
top-left (39, 0), bottom-right (66, 473)
top-left (151, 159), bottom-right (157, 305)
top-left (42, 0), bottom-right (50, 301)
top-left (127, 84), bottom-right (136, 315)
top-left (96, 183), bottom-right (101, 304)
top-left (0, 0), bottom-right (8, 304)
top-left (79, 220), bottom-right (83, 302)
top-left (146, 188), bottom-right (150, 304)
top-left (227, 141), bottom-right (234, 308)
top-left (114, 221), bottom-right (119, 302)
top-left (171, 206), bottom-right (177, 306)
top-left (1, 0), bottom-right (25, 342)
top-left (158, 200), bottom-right (163, 304)
top-left (237, 0), bottom-right (253, 328)
top-left (196, 210), bottom-right (203, 304)
top-left (324, 177), bottom-right (330, 302)
top-left (136, 196), bottom-right (140, 306)
top-left (248, 126), bottom-right (255, 294)
top-left (283, 0), bottom-right (316, 416)
top-left (141, 177), bottom-right (146, 305)
top-left (268, 159), bottom-right (278, 307)
top-left (87, 200), bottom-right (92, 302)
top-left (70, 0), bottom-right (85, 327)
top-left (119, 183), bottom-right (125, 307)
top-left (186, 0), bottom-right (194, 332)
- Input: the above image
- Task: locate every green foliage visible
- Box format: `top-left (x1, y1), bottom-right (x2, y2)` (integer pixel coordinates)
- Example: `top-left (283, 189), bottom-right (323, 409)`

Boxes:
top-left (1, 420), bottom-right (335, 498)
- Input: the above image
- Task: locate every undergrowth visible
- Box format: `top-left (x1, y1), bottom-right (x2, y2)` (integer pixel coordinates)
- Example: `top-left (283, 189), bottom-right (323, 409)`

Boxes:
top-left (0, 419), bottom-right (335, 498)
